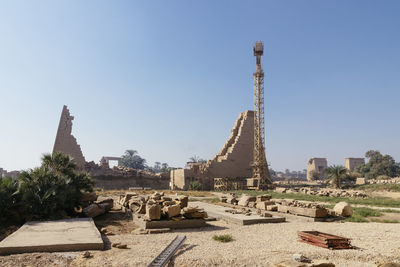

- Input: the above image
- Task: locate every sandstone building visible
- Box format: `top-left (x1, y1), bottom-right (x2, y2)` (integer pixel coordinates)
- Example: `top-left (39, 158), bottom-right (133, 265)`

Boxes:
top-left (345, 157), bottom-right (365, 172)
top-left (170, 110), bottom-right (254, 190)
top-left (307, 158), bottom-right (328, 180)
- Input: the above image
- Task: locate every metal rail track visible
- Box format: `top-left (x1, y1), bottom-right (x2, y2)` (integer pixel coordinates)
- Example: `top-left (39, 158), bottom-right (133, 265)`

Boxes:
top-left (147, 235), bottom-right (187, 267)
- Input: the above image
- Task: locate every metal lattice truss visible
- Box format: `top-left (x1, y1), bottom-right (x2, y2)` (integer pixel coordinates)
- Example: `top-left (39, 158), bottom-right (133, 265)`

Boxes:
top-left (252, 41), bottom-right (273, 190)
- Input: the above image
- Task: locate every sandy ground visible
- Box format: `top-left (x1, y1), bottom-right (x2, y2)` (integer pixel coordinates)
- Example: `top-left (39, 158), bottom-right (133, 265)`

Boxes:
top-left (1, 210), bottom-right (400, 267)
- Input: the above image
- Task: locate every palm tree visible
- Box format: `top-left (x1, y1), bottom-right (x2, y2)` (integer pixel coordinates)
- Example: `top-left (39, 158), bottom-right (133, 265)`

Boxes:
top-left (41, 151), bottom-right (76, 175)
top-left (324, 165), bottom-right (348, 189)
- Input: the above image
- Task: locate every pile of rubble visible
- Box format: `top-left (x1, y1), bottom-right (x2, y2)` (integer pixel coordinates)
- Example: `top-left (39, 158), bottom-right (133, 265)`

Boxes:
top-left (220, 193), bottom-right (353, 219)
top-left (357, 177), bottom-right (400, 185)
top-left (77, 192), bottom-right (114, 218)
top-left (119, 192), bottom-right (207, 221)
top-left (275, 187), bottom-right (368, 198)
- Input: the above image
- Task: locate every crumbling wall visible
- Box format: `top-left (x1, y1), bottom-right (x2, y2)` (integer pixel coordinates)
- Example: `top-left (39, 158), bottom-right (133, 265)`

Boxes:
top-left (53, 105), bottom-right (86, 169)
top-left (170, 110), bottom-right (254, 190)
top-left (86, 162), bottom-right (169, 190)
top-left (93, 175), bottom-right (169, 190)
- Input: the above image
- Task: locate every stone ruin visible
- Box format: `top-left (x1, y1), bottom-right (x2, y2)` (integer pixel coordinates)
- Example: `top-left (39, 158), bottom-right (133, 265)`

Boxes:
top-left (53, 105), bottom-right (86, 169)
top-left (118, 191), bottom-right (208, 231)
top-left (170, 110), bottom-right (254, 190)
top-left (52, 105), bottom-right (169, 190)
top-left (306, 158), bottom-right (327, 181)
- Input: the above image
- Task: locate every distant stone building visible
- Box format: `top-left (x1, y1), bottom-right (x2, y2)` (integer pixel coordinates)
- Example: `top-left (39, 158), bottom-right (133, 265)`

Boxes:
top-left (53, 105), bottom-right (86, 169)
top-left (307, 158), bottom-right (328, 180)
top-left (345, 158), bottom-right (365, 172)
top-left (0, 168), bottom-right (20, 179)
top-left (170, 110), bottom-right (255, 190)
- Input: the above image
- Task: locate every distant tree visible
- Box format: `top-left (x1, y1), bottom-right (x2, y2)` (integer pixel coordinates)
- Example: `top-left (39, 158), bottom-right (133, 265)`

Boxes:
top-left (120, 150), bottom-right (147, 170)
top-left (324, 165), bottom-right (347, 189)
top-left (189, 155), bottom-right (207, 163)
top-left (153, 162), bottom-right (161, 172)
top-left (355, 150), bottom-right (400, 179)
top-left (161, 163), bottom-right (169, 172)
top-left (269, 168), bottom-right (276, 176)
top-left (189, 155), bottom-right (200, 162)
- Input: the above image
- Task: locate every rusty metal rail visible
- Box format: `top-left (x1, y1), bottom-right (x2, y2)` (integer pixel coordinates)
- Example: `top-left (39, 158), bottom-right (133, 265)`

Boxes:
top-left (298, 231), bottom-right (352, 249)
top-left (147, 235), bottom-right (186, 267)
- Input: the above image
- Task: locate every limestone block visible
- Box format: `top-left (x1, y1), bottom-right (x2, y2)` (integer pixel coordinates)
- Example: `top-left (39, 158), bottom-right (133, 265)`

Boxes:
top-left (238, 194), bottom-right (256, 207)
top-left (175, 195), bottom-right (188, 209)
top-left (356, 178), bottom-right (366, 185)
top-left (98, 199), bottom-right (113, 212)
top-left (163, 204), bottom-right (181, 218)
top-left (226, 197), bottom-right (237, 204)
top-left (256, 201), bottom-right (275, 210)
top-left (333, 202), bottom-right (353, 217)
top-left (275, 187), bottom-right (287, 193)
top-left (83, 204), bottom-right (105, 218)
top-left (256, 194), bottom-right (272, 202)
top-left (248, 201), bottom-right (256, 208)
top-left (267, 205), bottom-right (278, 211)
top-left (162, 201), bottom-right (176, 206)
top-left (146, 204), bottom-right (161, 220)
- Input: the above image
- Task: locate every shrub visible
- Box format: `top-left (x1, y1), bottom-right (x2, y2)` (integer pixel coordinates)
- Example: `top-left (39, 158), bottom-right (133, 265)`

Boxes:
top-left (0, 177), bottom-right (21, 224)
top-left (212, 234), bottom-right (233, 243)
top-left (3, 152), bottom-right (94, 222)
top-left (189, 181), bottom-right (201, 191)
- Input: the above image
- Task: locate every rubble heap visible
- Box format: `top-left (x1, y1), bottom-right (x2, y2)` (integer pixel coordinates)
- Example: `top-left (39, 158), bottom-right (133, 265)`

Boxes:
top-left (275, 187), bottom-right (368, 198)
top-left (220, 193), bottom-right (351, 219)
top-left (119, 192), bottom-right (207, 222)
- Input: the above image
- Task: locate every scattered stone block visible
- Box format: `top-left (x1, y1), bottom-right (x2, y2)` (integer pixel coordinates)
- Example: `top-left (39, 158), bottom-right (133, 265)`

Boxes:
top-left (256, 201), bottom-right (275, 210)
top-left (334, 202), bottom-right (353, 217)
top-left (275, 187), bottom-right (287, 193)
top-left (175, 196), bottom-right (188, 209)
top-left (267, 205), bottom-right (278, 211)
top-left (83, 204), bottom-right (105, 218)
top-left (238, 194), bottom-right (256, 207)
top-left (163, 204), bottom-right (181, 218)
top-left (256, 194), bottom-right (272, 202)
top-left (356, 178), bottom-right (366, 185)
top-left (146, 204), bottom-right (161, 220)
top-left (148, 228), bottom-right (171, 234)
top-left (248, 201), bottom-right (256, 208)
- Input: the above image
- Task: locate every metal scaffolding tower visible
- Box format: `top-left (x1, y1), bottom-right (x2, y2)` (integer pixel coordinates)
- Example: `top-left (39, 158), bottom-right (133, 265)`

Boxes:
top-left (252, 41), bottom-right (273, 190)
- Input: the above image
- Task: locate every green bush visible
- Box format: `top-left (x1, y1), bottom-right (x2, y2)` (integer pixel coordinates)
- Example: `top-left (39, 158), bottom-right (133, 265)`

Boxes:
top-left (189, 181), bottom-right (201, 191)
top-left (2, 152), bottom-right (94, 222)
top-left (0, 177), bottom-right (21, 224)
top-left (212, 234), bottom-right (233, 243)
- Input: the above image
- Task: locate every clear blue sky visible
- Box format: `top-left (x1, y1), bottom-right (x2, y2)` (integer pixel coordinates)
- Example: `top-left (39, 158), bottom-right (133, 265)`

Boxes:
top-left (1, 1), bottom-right (399, 172)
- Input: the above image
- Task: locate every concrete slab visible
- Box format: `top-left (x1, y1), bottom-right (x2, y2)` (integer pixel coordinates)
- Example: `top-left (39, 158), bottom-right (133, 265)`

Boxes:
top-left (0, 218), bottom-right (103, 255)
top-left (190, 201), bottom-right (285, 225)
top-left (133, 216), bottom-right (206, 229)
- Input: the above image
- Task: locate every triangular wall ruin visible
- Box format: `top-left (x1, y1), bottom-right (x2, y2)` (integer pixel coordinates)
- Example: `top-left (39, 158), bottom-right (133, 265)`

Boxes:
top-left (53, 105), bottom-right (86, 169)
top-left (170, 110), bottom-right (254, 190)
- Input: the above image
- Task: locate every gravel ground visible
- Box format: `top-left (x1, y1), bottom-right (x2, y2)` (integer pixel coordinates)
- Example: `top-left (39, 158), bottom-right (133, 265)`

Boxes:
top-left (77, 220), bottom-right (399, 267)
top-left (1, 207), bottom-right (400, 266)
